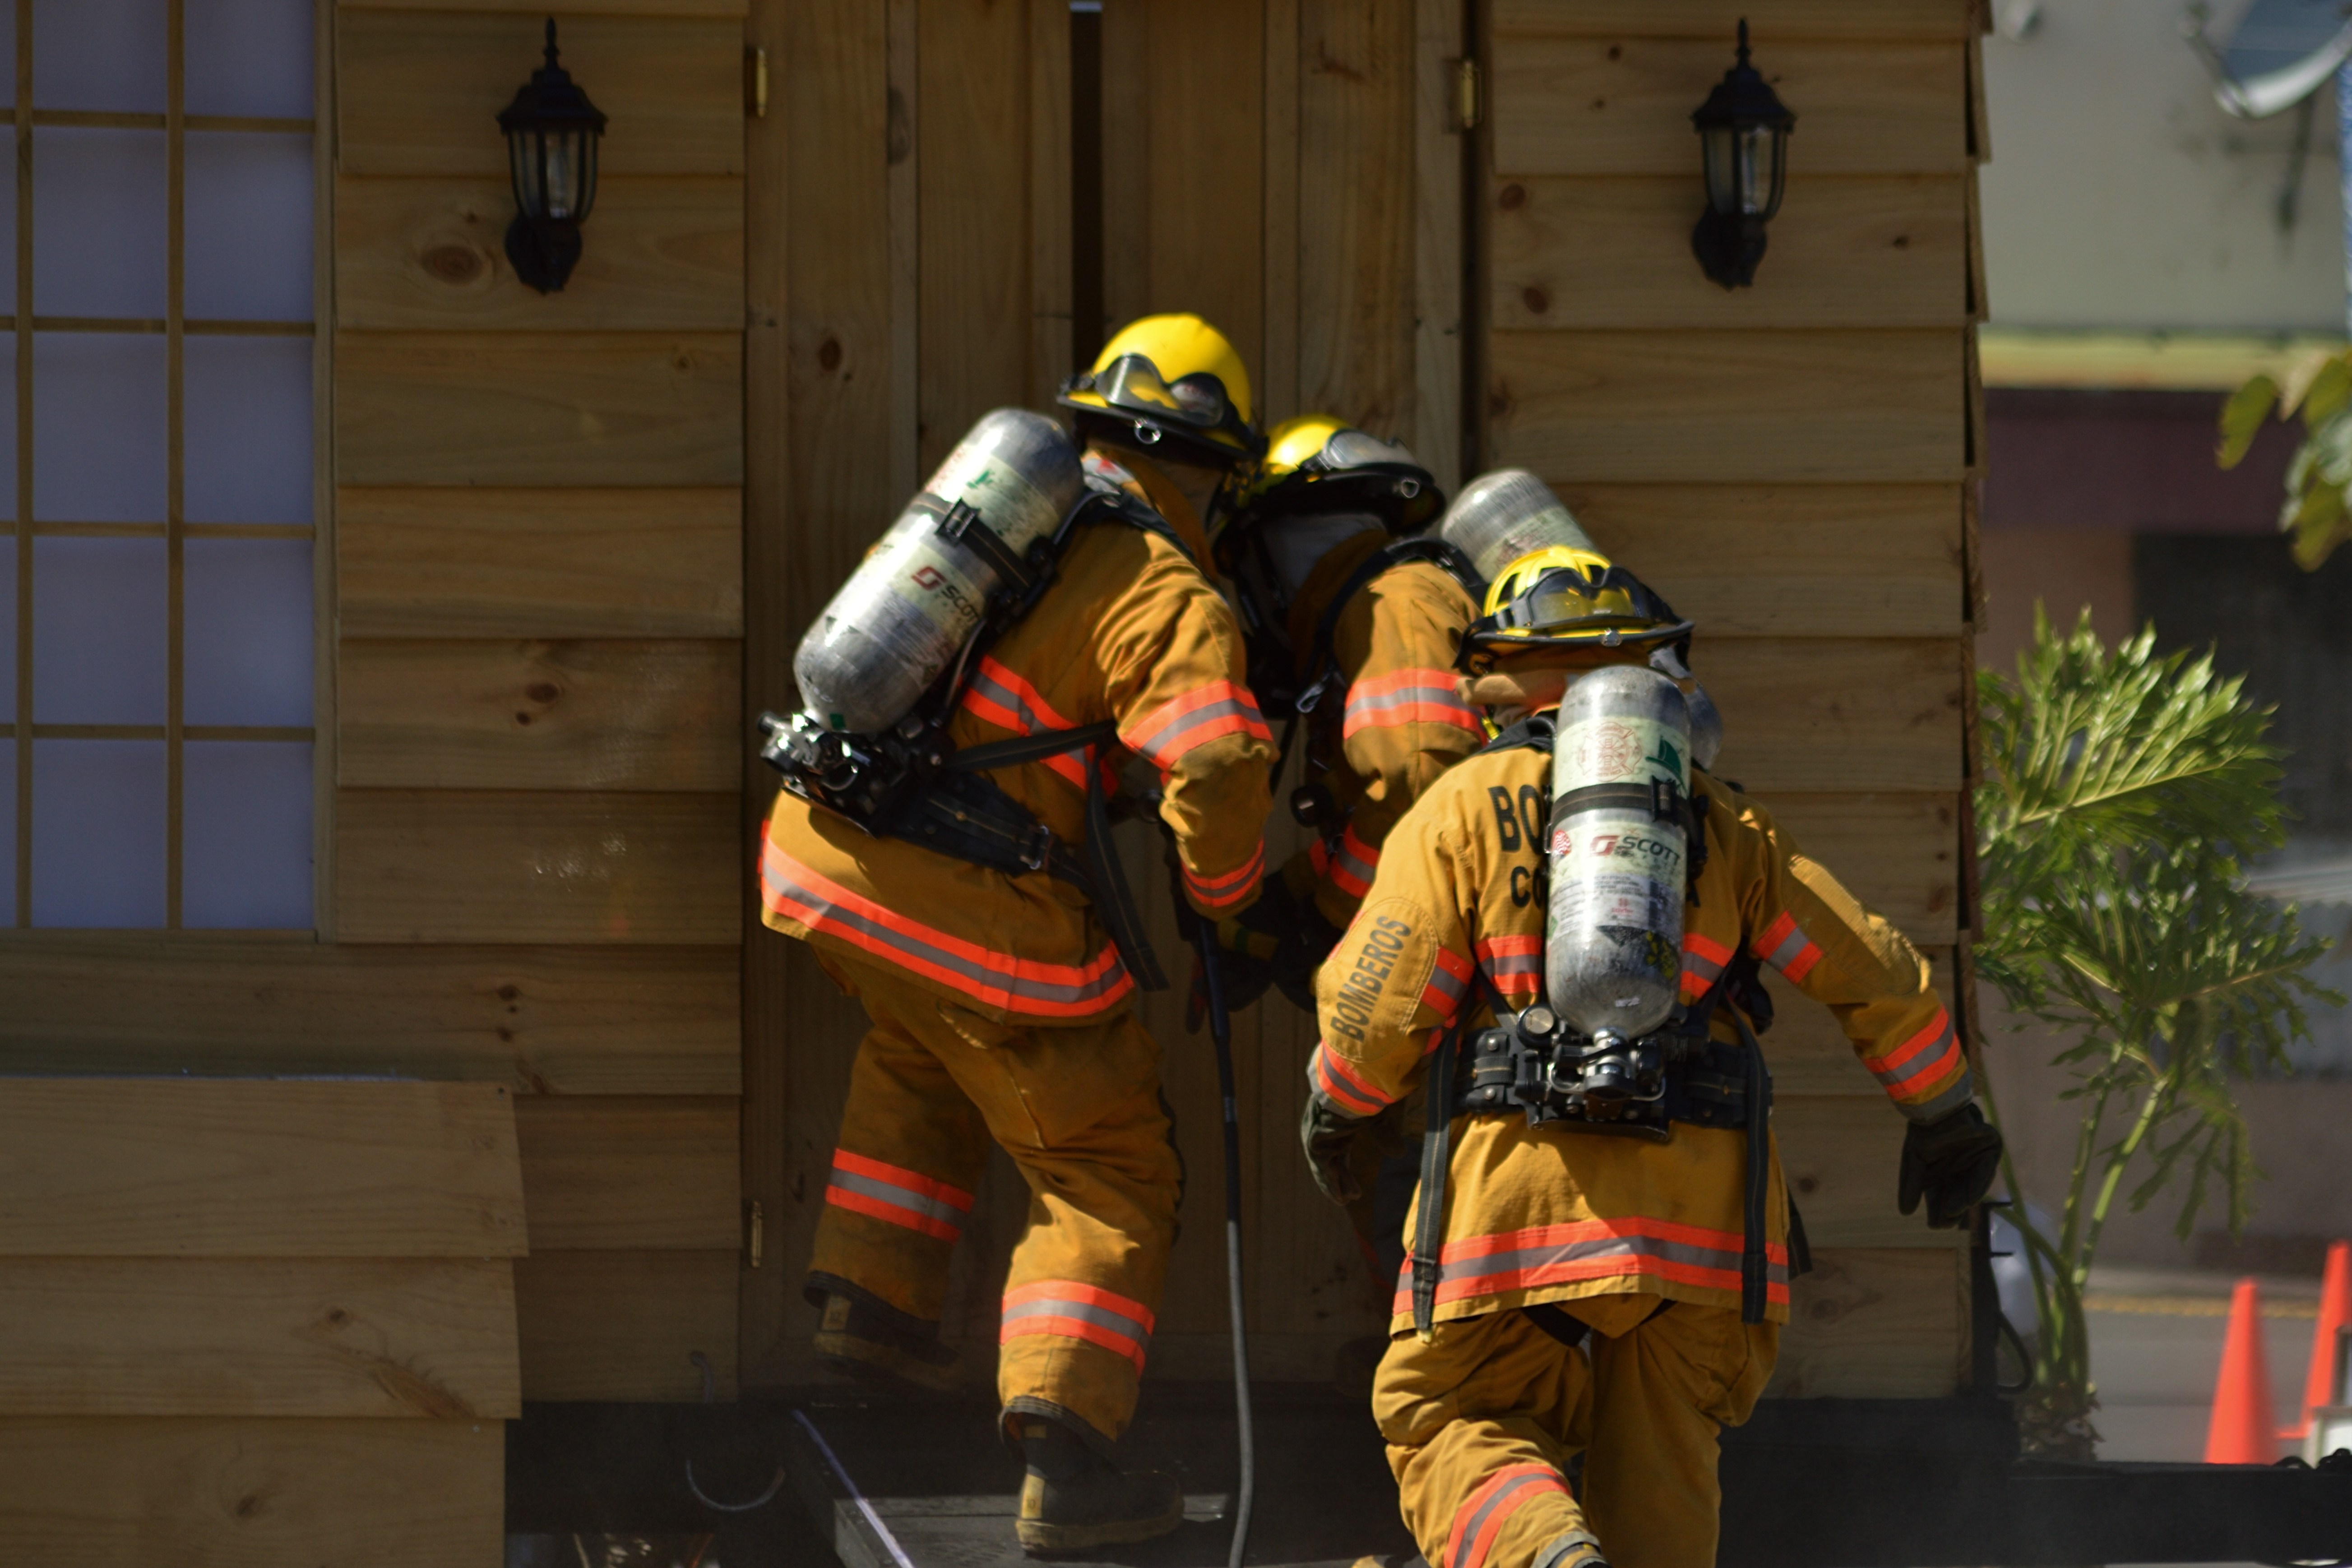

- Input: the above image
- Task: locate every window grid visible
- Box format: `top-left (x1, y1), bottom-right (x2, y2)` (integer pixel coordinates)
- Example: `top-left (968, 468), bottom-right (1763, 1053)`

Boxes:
top-left (6, 0), bottom-right (319, 929)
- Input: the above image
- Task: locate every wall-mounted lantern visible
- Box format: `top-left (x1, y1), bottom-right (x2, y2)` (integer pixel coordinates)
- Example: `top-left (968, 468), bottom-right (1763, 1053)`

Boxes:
top-left (1689, 20), bottom-right (1796, 290)
top-left (497, 19), bottom-right (607, 294)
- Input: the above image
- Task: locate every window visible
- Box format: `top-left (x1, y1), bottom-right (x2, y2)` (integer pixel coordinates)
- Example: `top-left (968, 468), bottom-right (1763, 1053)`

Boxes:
top-left (2, 0), bottom-right (317, 930)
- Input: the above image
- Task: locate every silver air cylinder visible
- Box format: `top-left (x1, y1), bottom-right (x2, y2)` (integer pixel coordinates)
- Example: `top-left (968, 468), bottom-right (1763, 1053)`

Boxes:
top-left (1437, 468), bottom-right (1597, 582)
top-left (1648, 643), bottom-right (1724, 772)
top-left (1546, 665), bottom-right (1693, 1042)
top-left (794, 408), bottom-right (1084, 736)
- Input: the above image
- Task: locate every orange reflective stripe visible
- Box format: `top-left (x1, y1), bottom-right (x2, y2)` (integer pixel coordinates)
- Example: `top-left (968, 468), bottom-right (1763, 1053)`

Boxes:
top-left (1422, 946), bottom-right (1473, 1020)
top-left (1000, 1279), bottom-right (1154, 1373)
top-left (960, 656), bottom-right (1096, 792)
top-left (1327, 824), bottom-right (1379, 898)
top-left (1182, 838), bottom-right (1265, 911)
top-left (1754, 910), bottom-right (1824, 985)
top-left (1681, 928), bottom-right (1733, 1000)
top-left (1862, 1008), bottom-right (1972, 1119)
top-left (1446, 1464), bottom-right (1570, 1568)
top-left (824, 1149), bottom-right (975, 1242)
top-left (1310, 1042), bottom-right (1393, 1116)
top-left (1120, 680), bottom-right (1273, 771)
top-left (1393, 1214), bottom-right (1791, 1315)
top-left (1343, 666), bottom-right (1484, 740)
top-left (761, 838), bottom-right (1134, 1018)
top-left (1475, 934), bottom-right (1542, 1001)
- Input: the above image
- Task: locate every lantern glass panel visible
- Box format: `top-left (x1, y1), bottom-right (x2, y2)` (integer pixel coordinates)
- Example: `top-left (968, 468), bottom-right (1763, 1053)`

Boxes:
top-left (544, 128), bottom-right (595, 221)
top-left (508, 128), bottom-right (542, 220)
top-left (1701, 124), bottom-right (1736, 214)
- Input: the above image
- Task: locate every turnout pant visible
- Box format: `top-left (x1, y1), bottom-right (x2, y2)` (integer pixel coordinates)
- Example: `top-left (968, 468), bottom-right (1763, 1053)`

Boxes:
top-left (1374, 1300), bottom-right (1778, 1568)
top-left (808, 956), bottom-right (1182, 1446)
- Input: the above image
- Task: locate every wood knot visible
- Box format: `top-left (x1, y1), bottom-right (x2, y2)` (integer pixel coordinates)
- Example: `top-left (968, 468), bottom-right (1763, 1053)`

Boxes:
top-left (421, 244), bottom-right (486, 284)
top-left (818, 337), bottom-right (843, 372)
top-left (525, 682), bottom-right (560, 703)
top-left (1521, 286), bottom-right (1550, 315)
top-left (497, 984), bottom-right (520, 1003)
top-left (236, 1492), bottom-right (267, 1518)
top-left (1498, 183), bottom-right (1526, 211)
top-left (1606, 44), bottom-right (1622, 60)
top-left (324, 1308), bottom-right (351, 1327)
top-left (1796, 1175), bottom-right (1818, 1195)
top-left (1891, 234), bottom-right (1912, 250)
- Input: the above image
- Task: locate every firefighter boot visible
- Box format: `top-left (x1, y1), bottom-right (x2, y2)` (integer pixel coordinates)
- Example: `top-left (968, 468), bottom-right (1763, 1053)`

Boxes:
top-left (812, 1290), bottom-right (960, 1392)
top-left (1013, 1415), bottom-right (1184, 1553)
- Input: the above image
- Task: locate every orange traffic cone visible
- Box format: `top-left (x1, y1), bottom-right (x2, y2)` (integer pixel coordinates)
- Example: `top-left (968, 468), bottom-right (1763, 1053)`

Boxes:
top-left (2206, 1276), bottom-right (2279, 1464)
top-left (2286, 1241), bottom-right (2352, 1442)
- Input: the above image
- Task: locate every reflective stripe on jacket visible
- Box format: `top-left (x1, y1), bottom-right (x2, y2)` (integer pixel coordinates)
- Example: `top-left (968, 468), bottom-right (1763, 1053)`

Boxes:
top-left (761, 448), bottom-right (1275, 1022)
top-left (1283, 529), bottom-right (1483, 929)
top-left (1308, 744), bottom-right (1975, 1332)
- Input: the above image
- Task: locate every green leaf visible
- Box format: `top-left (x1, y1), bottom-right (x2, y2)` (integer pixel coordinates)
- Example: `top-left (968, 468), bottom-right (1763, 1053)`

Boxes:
top-left (2278, 347), bottom-right (2349, 417)
top-left (2218, 373), bottom-right (2279, 469)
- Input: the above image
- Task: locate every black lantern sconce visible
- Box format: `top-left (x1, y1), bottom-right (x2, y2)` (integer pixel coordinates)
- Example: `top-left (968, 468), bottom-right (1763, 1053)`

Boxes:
top-left (497, 19), bottom-right (608, 294)
top-left (1689, 20), bottom-right (1796, 290)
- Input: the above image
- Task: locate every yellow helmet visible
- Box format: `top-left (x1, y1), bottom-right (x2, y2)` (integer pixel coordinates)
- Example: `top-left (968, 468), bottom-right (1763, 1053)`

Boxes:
top-left (1461, 546), bottom-right (1693, 661)
top-left (1058, 313), bottom-right (1264, 469)
top-left (1234, 413), bottom-right (1443, 536)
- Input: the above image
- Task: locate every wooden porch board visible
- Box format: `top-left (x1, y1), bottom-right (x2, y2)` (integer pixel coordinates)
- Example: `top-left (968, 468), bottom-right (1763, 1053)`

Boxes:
top-left (1699, 638), bottom-right (1966, 795)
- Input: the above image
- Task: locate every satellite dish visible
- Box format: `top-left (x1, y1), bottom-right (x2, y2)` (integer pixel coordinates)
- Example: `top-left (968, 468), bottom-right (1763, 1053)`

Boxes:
top-left (2185, 0), bottom-right (2352, 118)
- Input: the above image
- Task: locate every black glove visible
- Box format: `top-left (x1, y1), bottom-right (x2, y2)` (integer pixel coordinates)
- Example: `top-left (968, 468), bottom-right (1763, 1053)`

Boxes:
top-left (1263, 889), bottom-right (1343, 1012)
top-left (1898, 1101), bottom-right (2004, 1229)
top-left (1300, 1096), bottom-right (1365, 1205)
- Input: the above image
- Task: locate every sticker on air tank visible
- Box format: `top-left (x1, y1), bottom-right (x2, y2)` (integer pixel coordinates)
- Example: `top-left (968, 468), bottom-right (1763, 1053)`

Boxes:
top-left (1548, 825), bottom-right (1683, 886)
top-left (1552, 870), bottom-right (1678, 930)
top-left (929, 439), bottom-right (1064, 549)
top-left (1556, 716), bottom-right (1689, 790)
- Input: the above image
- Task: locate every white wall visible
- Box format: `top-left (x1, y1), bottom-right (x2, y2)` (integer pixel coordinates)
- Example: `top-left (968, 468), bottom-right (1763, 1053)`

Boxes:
top-left (1981, 0), bottom-right (2348, 332)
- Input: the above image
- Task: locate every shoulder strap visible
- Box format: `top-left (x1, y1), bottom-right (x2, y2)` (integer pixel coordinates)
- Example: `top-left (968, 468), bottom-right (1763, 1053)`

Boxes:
top-left (1478, 712), bottom-right (1554, 756)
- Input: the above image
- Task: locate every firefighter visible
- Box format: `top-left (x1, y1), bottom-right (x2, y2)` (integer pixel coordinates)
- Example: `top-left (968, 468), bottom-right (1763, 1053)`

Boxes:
top-left (1300, 548), bottom-right (2005, 1568)
top-left (760, 313), bottom-right (1277, 1552)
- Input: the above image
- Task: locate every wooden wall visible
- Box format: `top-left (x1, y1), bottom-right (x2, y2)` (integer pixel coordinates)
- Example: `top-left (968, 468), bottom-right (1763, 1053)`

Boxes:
top-left (1481, 0), bottom-right (1989, 1397)
top-left (0, 0), bottom-right (750, 1404)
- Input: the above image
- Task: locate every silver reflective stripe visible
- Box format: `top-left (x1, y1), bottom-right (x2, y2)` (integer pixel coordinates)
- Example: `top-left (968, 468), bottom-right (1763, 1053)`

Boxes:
top-left (1000, 1294), bottom-right (1150, 1348)
top-left (1762, 925), bottom-right (1811, 972)
top-left (1871, 1024), bottom-right (1959, 1090)
top-left (828, 1168), bottom-right (966, 1231)
top-left (1900, 1078), bottom-right (1974, 1124)
top-left (1435, 1229), bottom-right (1786, 1292)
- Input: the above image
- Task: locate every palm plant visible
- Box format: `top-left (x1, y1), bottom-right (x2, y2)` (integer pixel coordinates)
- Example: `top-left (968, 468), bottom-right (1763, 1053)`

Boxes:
top-left (2219, 347), bottom-right (2352, 570)
top-left (1975, 608), bottom-right (2339, 1460)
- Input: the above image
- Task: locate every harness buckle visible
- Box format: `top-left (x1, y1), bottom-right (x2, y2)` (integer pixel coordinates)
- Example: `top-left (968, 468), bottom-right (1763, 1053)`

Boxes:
top-left (1294, 672), bottom-right (1335, 716)
top-left (1018, 822), bottom-right (1057, 874)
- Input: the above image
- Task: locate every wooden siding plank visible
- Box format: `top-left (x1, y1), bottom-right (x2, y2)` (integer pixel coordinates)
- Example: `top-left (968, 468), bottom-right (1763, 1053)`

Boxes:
top-left (1028, 0), bottom-right (1074, 408)
top-left (1412, 0), bottom-right (1463, 492)
top-left (1756, 792), bottom-right (1958, 947)
top-left (1701, 640), bottom-right (1965, 794)
top-left (335, 790), bottom-right (740, 944)
top-left (0, 1081), bottom-right (526, 1258)
top-left (1492, 1), bottom-right (1972, 42)
top-left (515, 1096), bottom-right (740, 1251)
top-left (1551, 484), bottom-right (1962, 640)
top-left (0, 940), bottom-right (741, 1095)
top-left (1778, 1096), bottom-right (1967, 1249)
top-left (339, 638), bottom-right (741, 792)
top-left (1766, 1247), bottom-right (1965, 1399)
top-left (339, 486), bottom-right (744, 639)
top-left (338, 12), bottom-right (744, 177)
top-left (1490, 38), bottom-right (1967, 179)
top-left (1296, 0), bottom-right (1418, 437)
top-left (0, 1258), bottom-right (520, 1419)
top-left (0, 1418), bottom-right (505, 1566)
top-left (345, 0), bottom-right (745, 14)
top-left (516, 1249), bottom-right (738, 1400)
top-left (336, 333), bottom-right (744, 488)
top-left (336, 176), bottom-right (745, 332)
top-left (1489, 329), bottom-right (1965, 484)
top-left (1491, 176), bottom-right (1966, 331)
top-left (917, 0), bottom-right (1037, 476)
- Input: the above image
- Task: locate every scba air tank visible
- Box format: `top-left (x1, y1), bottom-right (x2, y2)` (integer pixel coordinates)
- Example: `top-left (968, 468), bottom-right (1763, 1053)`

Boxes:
top-left (1546, 665), bottom-right (1693, 1043)
top-left (793, 408), bottom-right (1084, 737)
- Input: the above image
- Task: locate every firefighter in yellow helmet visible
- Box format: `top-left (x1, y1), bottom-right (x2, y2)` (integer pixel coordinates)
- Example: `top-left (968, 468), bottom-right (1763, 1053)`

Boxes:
top-left (760, 314), bottom-right (1276, 1551)
top-left (1302, 549), bottom-right (2004, 1568)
